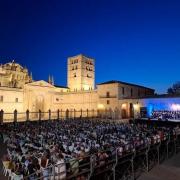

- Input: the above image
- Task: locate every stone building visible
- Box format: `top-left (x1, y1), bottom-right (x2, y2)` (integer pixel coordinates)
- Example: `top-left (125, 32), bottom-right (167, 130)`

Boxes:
top-left (0, 61), bottom-right (32, 88)
top-left (67, 54), bottom-right (95, 91)
top-left (0, 54), bottom-right (159, 121)
top-left (97, 80), bottom-right (154, 119)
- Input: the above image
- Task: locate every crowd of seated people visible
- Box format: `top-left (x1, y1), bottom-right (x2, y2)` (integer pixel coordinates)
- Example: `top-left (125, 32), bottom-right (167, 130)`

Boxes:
top-left (0, 119), bottom-right (179, 180)
top-left (151, 111), bottom-right (180, 120)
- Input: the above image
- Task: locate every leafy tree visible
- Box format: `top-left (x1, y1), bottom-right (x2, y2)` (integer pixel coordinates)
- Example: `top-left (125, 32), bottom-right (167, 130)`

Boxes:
top-left (167, 81), bottom-right (180, 94)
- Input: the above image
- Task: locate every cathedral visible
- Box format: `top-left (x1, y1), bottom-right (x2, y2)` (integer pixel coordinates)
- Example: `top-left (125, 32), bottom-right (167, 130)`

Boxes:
top-left (0, 54), bottom-right (179, 121)
top-left (0, 60), bottom-right (33, 88)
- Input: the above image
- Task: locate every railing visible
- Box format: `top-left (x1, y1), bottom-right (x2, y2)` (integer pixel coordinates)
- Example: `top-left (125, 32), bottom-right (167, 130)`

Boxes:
top-left (24, 154), bottom-right (92, 180)
top-left (0, 109), bottom-right (124, 123)
top-left (23, 134), bottom-right (180, 180)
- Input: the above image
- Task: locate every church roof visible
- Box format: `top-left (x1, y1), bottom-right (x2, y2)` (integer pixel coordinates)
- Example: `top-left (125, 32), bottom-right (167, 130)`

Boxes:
top-left (54, 85), bottom-right (69, 89)
top-left (123, 93), bottom-right (180, 99)
top-left (4, 61), bottom-right (24, 69)
top-left (98, 80), bottom-right (154, 91)
top-left (26, 80), bottom-right (54, 87)
top-left (68, 54), bottom-right (94, 60)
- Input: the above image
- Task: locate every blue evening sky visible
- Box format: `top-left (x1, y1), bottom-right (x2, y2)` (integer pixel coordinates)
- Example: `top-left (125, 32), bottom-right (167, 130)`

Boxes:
top-left (0, 0), bottom-right (180, 93)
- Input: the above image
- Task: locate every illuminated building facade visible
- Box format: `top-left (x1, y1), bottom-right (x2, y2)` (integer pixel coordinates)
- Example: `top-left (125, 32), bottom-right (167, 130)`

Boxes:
top-left (0, 61), bottom-right (32, 88)
top-left (67, 54), bottom-right (95, 91)
top-left (0, 54), bottom-right (179, 120)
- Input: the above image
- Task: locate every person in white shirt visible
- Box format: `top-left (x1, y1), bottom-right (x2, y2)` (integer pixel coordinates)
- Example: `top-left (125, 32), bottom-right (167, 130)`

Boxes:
top-left (54, 154), bottom-right (66, 180)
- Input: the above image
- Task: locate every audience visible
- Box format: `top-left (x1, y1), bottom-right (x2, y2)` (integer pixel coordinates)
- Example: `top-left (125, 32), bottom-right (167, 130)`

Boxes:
top-left (0, 119), bottom-right (179, 179)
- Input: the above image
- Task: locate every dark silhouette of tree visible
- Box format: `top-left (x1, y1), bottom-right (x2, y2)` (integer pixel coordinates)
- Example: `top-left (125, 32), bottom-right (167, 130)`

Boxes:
top-left (167, 81), bottom-right (180, 94)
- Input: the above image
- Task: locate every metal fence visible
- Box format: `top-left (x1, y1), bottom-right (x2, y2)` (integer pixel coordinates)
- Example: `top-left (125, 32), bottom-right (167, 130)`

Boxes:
top-left (0, 109), bottom-right (123, 124)
top-left (23, 134), bottom-right (180, 180)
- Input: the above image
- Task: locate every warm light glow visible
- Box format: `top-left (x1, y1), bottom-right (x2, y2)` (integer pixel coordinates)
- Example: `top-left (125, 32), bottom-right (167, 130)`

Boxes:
top-left (98, 104), bottom-right (105, 109)
top-left (122, 103), bottom-right (127, 109)
top-left (171, 104), bottom-right (180, 111)
top-left (83, 85), bottom-right (90, 91)
top-left (133, 104), bottom-right (139, 110)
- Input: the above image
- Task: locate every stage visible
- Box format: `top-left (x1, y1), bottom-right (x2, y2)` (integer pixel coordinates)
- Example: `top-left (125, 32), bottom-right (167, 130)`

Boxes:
top-left (135, 118), bottom-right (180, 127)
top-left (142, 118), bottom-right (180, 122)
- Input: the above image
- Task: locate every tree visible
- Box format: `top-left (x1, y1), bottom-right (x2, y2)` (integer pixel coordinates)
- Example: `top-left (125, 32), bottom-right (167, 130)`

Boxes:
top-left (167, 81), bottom-right (180, 94)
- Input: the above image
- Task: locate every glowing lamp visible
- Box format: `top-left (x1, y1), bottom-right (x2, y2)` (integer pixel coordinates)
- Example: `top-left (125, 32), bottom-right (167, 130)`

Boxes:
top-left (98, 104), bottom-right (105, 109)
top-left (83, 85), bottom-right (90, 91)
top-left (133, 104), bottom-right (139, 110)
top-left (122, 103), bottom-right (127, 109)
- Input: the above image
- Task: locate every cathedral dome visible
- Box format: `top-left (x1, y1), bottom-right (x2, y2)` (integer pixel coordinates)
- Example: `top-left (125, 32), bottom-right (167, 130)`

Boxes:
top-left (3, 60), bottom-right (24, 71)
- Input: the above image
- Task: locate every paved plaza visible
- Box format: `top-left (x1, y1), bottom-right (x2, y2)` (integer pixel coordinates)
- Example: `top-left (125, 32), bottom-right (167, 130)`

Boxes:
top-left (139, 153), bottom-right (180, 180)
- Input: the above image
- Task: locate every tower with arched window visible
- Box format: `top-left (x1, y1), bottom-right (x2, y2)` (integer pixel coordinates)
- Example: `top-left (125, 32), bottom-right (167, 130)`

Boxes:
top-left (67, 54), bottom-right (95, 91)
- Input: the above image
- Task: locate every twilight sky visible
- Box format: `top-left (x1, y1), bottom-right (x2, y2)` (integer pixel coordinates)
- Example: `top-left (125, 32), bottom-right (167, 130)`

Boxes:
top-left (0, 0), bottom-right (180, 93)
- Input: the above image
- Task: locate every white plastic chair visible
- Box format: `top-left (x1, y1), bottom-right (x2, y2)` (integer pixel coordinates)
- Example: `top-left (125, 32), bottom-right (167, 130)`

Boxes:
top-left (2, 161), bottom-right (11, 177)
top-left (11, 173), bottom-right (23, 180)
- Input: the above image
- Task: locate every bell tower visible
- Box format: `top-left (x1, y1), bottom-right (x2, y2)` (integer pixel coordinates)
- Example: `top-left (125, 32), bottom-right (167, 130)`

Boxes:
top-left (67, 54), bottom-right (95, 91)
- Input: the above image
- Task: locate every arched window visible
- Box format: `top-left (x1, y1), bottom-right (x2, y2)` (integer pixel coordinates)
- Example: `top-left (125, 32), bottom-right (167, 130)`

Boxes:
top-left (138, 89), bottom-right (140, 97)
top-left (0, 96), bottom-right (3, 102)
top-left (122, 87), bottom-right (125, 95)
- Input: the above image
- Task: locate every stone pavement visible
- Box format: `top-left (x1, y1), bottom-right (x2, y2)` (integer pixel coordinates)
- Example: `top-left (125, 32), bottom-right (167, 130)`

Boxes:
top-left (139, 153), bottom-right (180, 180)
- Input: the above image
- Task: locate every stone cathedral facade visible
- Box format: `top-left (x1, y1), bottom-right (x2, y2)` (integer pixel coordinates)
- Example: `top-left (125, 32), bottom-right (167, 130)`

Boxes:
top-left (0, 54), bottom-right (156, 119)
